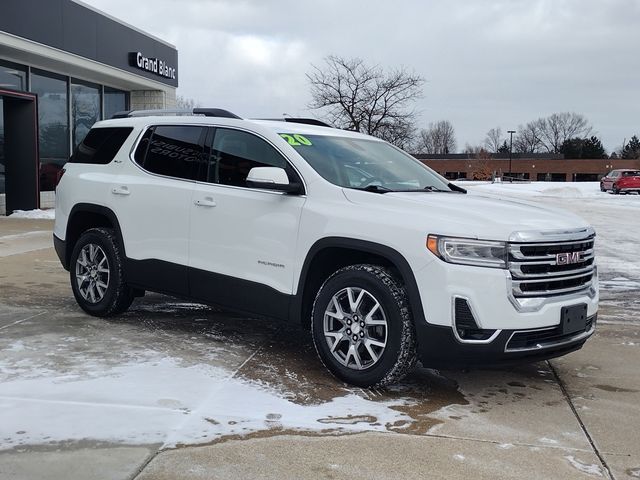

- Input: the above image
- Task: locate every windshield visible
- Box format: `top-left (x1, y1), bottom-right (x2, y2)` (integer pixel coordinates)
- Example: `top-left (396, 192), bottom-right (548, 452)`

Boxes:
top-left (280, 133), bottom-right (452, 192)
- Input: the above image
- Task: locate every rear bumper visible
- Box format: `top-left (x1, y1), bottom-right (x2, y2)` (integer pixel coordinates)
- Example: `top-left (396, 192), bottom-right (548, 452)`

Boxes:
top-left (53, 234), bottom-right (68, 270)
top-left (415, 314), bottom-right (596, 368)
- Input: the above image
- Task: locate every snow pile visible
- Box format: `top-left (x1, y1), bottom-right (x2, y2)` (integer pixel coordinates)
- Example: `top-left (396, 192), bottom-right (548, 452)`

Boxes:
top-left (9, 209), bottom-right (55, 219)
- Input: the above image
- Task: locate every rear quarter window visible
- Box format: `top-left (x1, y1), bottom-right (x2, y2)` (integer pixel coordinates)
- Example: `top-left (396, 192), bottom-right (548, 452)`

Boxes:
top-left (134, 125), bottom-right (206, 181)
top-left (70, 127), bottom-right (133, 164)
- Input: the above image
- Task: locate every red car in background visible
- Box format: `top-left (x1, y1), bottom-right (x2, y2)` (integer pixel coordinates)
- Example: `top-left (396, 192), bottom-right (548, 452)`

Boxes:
top-left (600, 169), bottom-right (640, 194)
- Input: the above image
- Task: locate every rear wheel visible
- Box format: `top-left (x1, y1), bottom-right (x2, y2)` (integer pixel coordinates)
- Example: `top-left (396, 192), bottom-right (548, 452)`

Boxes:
top-left (311, 264), bottom-right (417, 387)
top-left (70, 227), bottom-right (134, 317)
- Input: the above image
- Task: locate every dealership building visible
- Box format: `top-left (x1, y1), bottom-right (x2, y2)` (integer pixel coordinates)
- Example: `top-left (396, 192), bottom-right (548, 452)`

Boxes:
top-left (0, 0), bottom-right (178, 214)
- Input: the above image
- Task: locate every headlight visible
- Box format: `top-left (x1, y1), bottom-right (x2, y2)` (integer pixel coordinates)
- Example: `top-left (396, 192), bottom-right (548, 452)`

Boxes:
top-left (427, 235), bottom-right (507, 269)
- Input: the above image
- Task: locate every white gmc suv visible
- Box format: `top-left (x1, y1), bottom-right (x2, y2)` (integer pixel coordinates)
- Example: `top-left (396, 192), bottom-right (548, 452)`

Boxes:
top-left (53, 108), bottom-right (598, 387)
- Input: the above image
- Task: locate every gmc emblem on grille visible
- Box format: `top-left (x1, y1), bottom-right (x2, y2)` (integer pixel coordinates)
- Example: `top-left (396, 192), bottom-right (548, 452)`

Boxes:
top-left (556, 251), bottom-right (584, 265)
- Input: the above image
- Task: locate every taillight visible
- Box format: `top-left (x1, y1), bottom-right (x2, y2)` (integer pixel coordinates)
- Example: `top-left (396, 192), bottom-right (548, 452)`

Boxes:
top-left (55, 168), bottom-right (66, 188)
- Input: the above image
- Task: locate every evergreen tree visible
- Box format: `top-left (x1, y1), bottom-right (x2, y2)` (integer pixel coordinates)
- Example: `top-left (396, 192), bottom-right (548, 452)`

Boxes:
top-left (582, 136), bottom-right (606, 158)
top-left (622, 135), bottom-right (640, 159)
top-left (560, 135), bottom-right (606, 159)
top-left (497, 140), bottom-right (510, 153)
top-left (560, 137), bottom-right (584, 158)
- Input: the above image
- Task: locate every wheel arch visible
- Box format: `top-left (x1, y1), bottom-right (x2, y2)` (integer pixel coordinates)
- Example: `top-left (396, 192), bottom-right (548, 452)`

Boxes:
top-left (291, 237), bottom-right (426, 328)
top-left (63, 204), bottom-right (125, 270)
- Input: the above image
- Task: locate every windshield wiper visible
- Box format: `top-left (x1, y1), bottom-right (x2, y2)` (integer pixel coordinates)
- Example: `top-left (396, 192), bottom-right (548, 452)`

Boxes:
top-left (393, 186), bottom-right (447, 193)
top-left (353, 185), bottom-right (394, 194)
top-left (393, 184), bottom-right (466, 194)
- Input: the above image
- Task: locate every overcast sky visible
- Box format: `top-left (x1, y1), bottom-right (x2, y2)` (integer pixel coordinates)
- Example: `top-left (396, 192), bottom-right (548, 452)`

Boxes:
top-left (85, 0), bottom-right (639, 153)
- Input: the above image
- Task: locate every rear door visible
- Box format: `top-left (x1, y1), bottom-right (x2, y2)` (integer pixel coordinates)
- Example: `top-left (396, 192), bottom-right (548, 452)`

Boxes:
top-left (603, 171), bottom-right (618, 189)
top-left (189, 127), bottom-right (306, 318)
top-left (113, 124), bottom-right (206, 294)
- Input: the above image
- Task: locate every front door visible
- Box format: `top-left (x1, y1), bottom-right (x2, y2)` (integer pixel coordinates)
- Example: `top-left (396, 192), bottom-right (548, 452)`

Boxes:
top-left (0, 88), bottom-right (39, 215)
top-left (189, 127), bottom-right (305, 319)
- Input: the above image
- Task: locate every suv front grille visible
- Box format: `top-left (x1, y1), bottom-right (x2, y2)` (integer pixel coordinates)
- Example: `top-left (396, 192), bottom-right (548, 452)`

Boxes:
top-left (509, 237), bottom-right (595, 297)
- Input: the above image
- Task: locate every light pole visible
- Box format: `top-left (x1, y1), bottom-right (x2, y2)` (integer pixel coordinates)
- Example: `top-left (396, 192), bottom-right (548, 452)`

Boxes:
top-left (507, 130), bottom-right (516, 180)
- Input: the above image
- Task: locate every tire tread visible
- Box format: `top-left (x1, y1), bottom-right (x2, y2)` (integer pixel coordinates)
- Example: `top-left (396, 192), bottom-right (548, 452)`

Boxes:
top-left (311, 264), bottom-right (417, 388)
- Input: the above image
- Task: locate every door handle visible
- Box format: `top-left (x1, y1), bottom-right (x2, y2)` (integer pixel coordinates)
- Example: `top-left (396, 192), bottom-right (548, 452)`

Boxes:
top-left (194, 197), bottom-right (216, 207)
top-left (111, 186), bottom-right (130, 196)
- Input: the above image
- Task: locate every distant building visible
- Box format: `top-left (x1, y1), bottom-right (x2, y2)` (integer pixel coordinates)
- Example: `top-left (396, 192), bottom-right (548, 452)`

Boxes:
top-left (414, 153), bottom-right (640, 181)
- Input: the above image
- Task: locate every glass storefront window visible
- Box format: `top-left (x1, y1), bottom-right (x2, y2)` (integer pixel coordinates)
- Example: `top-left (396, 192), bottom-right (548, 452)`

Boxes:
top-left (104, 87), bottom-right (128, 120)
top-left (31, 69), bottom-right (69, 192)
top-left (0, 60), bottom-right (27, 91)
top-left (71, 79), bottom-right (101, 149)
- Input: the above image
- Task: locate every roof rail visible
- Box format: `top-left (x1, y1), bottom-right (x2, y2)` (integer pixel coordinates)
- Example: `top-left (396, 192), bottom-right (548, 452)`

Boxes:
top-left (256, 117), bottom-right (334, 128)
top-left (283, 118), bottom-right (333, 128)
top-left (111, 108), bottom-right (241, 119)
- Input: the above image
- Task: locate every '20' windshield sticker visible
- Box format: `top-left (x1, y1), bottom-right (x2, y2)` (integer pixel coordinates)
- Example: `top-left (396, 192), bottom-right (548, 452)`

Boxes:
top-left (280, 133), bottom-right (313, 146)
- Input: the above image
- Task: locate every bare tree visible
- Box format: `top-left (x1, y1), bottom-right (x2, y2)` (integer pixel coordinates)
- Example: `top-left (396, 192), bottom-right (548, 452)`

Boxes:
top-left (537, 112), bottom-right (592, 153)
top-left (484, 127), bottom-right (503, 153)
top-left (463, 143), bottom-right (485, 155)
top-left (176, 95), bottom-right (201, 109)
top-left (471, 149), bottom-right (494, 180)
top-left (307, 55), bottom-right (424, 147)
top-left (514, 120), bottom-right (544, 154)
top-left (417, 120), bottom-right (456, 154)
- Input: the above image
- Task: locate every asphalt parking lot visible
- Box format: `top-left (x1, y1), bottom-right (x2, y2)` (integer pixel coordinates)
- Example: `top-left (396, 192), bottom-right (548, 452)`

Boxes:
top-left (1, 193), bottom-right (639, 479)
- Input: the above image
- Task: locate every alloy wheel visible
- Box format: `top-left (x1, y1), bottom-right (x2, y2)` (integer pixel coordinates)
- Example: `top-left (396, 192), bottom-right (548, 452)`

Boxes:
top-left (75, 243), bottom-right (110, 304)
top-left (323, 287), bottom-right (388, 370)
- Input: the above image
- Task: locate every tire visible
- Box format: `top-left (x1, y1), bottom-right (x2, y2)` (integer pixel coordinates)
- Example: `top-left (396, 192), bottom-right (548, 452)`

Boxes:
top-left (600, 182), bottom-right (605, 192)
top-left (612, 184), bottom-right (619, 194)
top-left (69, 227), bottom-right (134, 317)
top-left (311, 264), bottom-right (417, 388)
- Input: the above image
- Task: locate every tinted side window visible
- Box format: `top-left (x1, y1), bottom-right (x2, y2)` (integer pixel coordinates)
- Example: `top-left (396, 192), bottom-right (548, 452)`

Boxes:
top-left (70, 127), bottom-right (133, 164)
top-left (210, 128), bottom-right (293, 187)
top-left (143, 126), bottom-right (205, 180)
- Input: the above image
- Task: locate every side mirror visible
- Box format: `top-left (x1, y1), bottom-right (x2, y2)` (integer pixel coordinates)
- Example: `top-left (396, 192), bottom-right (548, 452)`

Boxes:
top-left (246, 167), bottom-right (303, 194)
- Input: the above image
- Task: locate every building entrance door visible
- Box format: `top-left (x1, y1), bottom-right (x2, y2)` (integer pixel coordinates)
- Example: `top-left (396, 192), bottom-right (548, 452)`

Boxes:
top-left (0, 88), bottom-right (39, 215)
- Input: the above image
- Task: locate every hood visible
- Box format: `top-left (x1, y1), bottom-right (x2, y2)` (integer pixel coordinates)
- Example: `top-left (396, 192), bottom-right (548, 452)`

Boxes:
top-left (342, 189), bottom-right (591, 241)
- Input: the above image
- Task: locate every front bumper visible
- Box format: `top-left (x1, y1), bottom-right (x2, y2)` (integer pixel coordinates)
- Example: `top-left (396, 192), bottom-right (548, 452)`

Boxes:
top-left (415, 314), bottom-right (596, 368)
top-left (411, 249), bottom-right (598, 366)
top-left (415, 258), bottom-right (598, 330)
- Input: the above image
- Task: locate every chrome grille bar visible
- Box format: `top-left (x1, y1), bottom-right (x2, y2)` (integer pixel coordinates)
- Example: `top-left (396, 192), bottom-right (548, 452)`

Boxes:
top-left (509, 233), bottom-right (595, 298)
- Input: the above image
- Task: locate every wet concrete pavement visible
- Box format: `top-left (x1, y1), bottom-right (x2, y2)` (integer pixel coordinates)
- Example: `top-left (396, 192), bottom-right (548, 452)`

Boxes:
top-left (0, 216), bottom-right (639, 479)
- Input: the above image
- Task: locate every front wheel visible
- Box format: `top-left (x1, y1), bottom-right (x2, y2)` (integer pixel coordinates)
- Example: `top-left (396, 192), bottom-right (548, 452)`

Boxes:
top-left (612, 184), bottom-right (620, 194)
top-left (311, 264), bottom-right (417, 387)
top-left (600, 182), bottom-right (606, 192)
top-left (69, 227), bottom-right (134, 317)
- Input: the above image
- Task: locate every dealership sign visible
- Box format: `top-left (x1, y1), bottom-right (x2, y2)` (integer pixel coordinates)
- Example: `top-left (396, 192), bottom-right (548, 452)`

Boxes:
top-left (129, 52), bottom-right (176, 80)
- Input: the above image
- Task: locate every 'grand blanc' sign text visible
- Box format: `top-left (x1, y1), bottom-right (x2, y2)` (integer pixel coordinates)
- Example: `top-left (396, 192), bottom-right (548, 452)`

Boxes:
top-left (129, 52), bottom-right (176, 80)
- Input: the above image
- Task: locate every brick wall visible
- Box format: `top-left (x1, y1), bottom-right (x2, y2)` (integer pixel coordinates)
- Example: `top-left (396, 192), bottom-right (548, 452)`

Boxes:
top-left (130, 89), bottom-right (176, 110)
top-left (416, 156), bottom-right (640, 181)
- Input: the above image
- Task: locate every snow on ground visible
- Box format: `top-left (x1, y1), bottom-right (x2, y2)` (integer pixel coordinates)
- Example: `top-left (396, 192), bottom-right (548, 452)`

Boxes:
top-left (0, 351), bottom-right (411, 450)
top-left (8, 209), bottom-right (55, 219)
